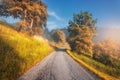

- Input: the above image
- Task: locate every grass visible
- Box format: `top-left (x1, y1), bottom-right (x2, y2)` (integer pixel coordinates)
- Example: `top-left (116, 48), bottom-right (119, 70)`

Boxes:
top-left (0, 21), bottom-right (54, 80)
top-left (67, 50), bottom-right (120, 80)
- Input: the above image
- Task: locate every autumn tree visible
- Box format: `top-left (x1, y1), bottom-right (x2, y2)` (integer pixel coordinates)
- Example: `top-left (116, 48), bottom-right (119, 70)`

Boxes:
top-left (68, 11), bottom-right (96, 57)
top-left (0, 0), bottom-right (47, 35)
top-left (51, 29), bottom-right (66, 44)
top-left (93, 38), bottom-right (120, 65)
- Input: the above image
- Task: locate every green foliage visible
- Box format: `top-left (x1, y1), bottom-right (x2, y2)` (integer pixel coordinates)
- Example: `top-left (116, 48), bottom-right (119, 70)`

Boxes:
top-left (0, 23), bottom-right (53, 80)
top-left (68, 11), bottom-right (96, 57)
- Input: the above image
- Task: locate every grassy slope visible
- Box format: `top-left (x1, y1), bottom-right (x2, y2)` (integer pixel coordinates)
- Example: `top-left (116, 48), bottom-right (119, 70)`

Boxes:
top-left (0, 22), bottom-right (53, 80)
top-left (67, 50), bottom-right (119, 80)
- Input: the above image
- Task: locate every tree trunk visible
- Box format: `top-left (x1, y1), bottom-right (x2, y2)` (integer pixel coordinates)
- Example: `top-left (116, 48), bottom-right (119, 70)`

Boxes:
top-left (29, 18), bottom-right (34, 34)
top-left (18, 26), bottom-right (22, 32)
top-left (23, 10), bottom-right (27, 22)
top-left (30, 19), bottom-right (33, 29)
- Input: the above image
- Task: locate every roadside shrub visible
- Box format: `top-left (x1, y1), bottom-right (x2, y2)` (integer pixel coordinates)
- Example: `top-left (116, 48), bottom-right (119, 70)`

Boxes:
top-left (93, 39), bottom-right (120, 66)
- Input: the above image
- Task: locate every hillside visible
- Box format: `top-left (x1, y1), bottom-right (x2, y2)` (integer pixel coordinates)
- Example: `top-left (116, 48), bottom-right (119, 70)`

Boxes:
top-left (0, 21), bottom-right (53, 80)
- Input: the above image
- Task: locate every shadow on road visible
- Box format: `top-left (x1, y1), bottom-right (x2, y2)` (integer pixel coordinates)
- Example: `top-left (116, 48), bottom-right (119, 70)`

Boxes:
top-left (55, 48), bottom-right (67, 52)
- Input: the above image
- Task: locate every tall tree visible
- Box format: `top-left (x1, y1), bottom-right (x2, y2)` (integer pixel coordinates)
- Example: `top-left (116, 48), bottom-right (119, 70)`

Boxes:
top-left (68, 11), bottom-right (96, 57)
top-left (0, 0), bottom-right (48, 35)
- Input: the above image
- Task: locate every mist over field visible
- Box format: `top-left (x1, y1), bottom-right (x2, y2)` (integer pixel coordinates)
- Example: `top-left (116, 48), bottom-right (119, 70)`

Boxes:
top-left (95, 27), bottom-right (120, 43)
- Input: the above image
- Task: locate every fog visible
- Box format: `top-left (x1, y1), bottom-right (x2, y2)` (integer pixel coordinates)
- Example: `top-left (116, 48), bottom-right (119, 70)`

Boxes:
top-left (95, 27), bottom-right (120, 43)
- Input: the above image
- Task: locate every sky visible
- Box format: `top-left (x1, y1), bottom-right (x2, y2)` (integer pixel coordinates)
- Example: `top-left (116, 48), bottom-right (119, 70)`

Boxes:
top-left (43, 0), bottom-right (120, 30)
top-left (1, 0), bottom-right (120, 31)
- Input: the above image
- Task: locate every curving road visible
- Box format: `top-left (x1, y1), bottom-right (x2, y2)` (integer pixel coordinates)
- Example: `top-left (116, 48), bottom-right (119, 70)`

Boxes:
top-left (18, 51), bottom-right (101, 80)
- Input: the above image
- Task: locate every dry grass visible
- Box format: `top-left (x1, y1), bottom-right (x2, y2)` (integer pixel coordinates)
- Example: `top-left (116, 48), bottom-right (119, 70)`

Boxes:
top-left (0, 22), bottom-right (53, 80)
top-left (67, 50), bottom-right (119, 80)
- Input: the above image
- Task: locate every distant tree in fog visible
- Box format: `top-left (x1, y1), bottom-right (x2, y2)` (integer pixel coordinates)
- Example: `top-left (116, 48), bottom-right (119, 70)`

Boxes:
top-left (93, 38), bottom-right (120, 65)
top-left (51, 29), bottom-right (66, 44)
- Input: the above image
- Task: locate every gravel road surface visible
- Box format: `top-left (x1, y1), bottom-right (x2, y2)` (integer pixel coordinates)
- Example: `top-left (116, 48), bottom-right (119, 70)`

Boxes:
top-left (17, 51), bottom-right (101, 80)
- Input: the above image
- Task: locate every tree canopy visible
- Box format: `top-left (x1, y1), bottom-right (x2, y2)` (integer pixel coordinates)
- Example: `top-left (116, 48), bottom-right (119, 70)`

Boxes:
top-left (93, 38), bottom-right (120, 65)
top-left (51, 29), bottom-right (66, 44)
top-left (0, 0), bottom-right (48, 35)
top-left (68, 11), bottom-right (96, 57)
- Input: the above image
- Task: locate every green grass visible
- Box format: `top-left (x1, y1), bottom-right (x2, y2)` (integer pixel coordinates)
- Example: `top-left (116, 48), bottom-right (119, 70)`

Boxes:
top-left (67, 50), bottom-right (119, 80)
top-left (0, 22), bottom-right (53, 80)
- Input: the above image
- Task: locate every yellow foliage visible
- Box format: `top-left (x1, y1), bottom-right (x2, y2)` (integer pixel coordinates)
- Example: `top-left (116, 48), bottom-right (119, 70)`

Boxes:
top-left (94, 38), bottom-right (120, 60)
top-left (0, 23), bottom-right (53, 80)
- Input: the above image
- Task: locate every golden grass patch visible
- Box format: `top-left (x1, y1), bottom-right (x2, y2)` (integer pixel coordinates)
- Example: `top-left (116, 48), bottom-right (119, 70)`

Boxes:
top-left (67, 50), bottom-right (119, 80)
top-left (0, 23), bottom-right (53, 80)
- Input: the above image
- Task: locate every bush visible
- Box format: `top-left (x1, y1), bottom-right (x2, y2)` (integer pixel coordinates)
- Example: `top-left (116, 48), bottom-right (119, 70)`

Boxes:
top-left (93, 39), bottom-right (120, 66)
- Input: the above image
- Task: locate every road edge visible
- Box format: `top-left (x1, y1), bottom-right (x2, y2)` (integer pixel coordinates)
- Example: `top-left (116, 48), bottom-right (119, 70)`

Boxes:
top-left (66, 50), bottom-right (118, 80)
